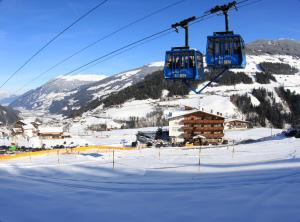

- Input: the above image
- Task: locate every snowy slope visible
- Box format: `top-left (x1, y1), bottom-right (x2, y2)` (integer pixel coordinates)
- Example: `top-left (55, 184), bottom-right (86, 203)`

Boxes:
top-left (81, 53), bottom-right (299, 125)
top-left (0, 128), bottom-right (299, 222)
top-left (71, 40), bottom-right (300, 124)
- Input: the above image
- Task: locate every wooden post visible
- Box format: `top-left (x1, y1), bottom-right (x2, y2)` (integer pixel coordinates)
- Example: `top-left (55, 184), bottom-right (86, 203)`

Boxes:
top-left (158, 147), bottom-right (161, 160)
top-left (57, 150), bottom-right (60, 164)
top-left (112, 149), bottom-right (115, 168)
top-left (232, 140), bottom-right (235, 159)
top-left (271, 127), bottom-right (273, 137)
top-left (198, 148), bottom-right (201, 166)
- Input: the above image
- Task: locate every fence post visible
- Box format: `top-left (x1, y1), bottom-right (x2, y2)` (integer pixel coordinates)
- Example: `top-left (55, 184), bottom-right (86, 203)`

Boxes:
top-left (112, 149), bottom-right (115, 168)
top-left (231, 140), bottom-right (235, 158)
top-left (198, 148), bottom-right (201, 166)
top-left (57, 150), bottom-right (60, 164)
top-left (158, 146), bottom-right (161, 160)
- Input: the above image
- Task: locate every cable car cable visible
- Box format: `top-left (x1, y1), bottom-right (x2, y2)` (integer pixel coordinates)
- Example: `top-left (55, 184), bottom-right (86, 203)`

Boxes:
top-left (15, 0), bottom-right (261, 95)
top-left (62, 27), bottom-right (175, 76)
top-left (58, 0), bottom-right (262, 80)
top-left (0, 0), bottom-right (109, 90)
top-left (70, 13), bottom-right (221, 75)
top-left (72, 30), bottom-right (176, 75)
top-left (13, 0), bottom-right (188, 93)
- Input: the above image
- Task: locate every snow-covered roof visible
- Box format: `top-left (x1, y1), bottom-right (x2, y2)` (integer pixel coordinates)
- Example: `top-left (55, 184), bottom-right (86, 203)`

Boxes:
top-left (38, 127), bottom-right (63, 134)
top-left (168, 109), bottom-right (224, 120)
top-left (12, 128), bottom-right (23, 133)
top-left (16, 120), bottom-right (27, 125)
top-left (17, 119), bottom-right (38, 126)
top-left (32, 121), bottom-right (42, 125)
top-left (23, 124), bottom-right (35, 130)
top-left (225, 119), bottom-right (251, 123)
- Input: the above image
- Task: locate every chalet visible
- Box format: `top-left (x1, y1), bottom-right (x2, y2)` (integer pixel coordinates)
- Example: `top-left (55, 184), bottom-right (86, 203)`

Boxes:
top-left (169, 109), bottom-right (225, 145)
top-left (38, 127), bottom-right (65, 139)
top-left (14, 120), bottom-right (26, 128)
top-left (0, 127), bottom-right (9, 138)
top-left (225, 119), bottom-right (252, 130)
top-left (31, 120), bottom-right (42, 129)
top-left (12, 120), bottom-right (40, 137)
top-left (11, 127), bottom-right (23, 136)
top-left (11, 120), bottom-right (25, 136)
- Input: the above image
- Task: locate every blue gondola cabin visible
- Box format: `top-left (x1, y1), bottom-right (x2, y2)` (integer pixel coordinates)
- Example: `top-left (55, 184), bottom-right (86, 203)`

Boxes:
top-left (206, 32), bottom-right (246, 69)
top-left (164, 47), bottom-right (204, 81)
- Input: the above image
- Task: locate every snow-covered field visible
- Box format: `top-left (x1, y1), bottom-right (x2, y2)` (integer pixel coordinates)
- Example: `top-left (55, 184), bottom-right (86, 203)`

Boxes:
top-left (0, 128), bottom-right (300, 222)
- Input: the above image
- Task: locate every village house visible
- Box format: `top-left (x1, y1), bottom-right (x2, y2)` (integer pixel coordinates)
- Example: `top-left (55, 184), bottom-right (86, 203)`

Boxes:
top-left (38, 127), bottom-right (65, 140)
top-left (225, 119), bottom-right (252, 130)
top-left (12, 120), bottom-right (40, 137)
top-left (0, 127), bottom-right (9, 139)
top-left (169, 109), bottom-right (225, 145)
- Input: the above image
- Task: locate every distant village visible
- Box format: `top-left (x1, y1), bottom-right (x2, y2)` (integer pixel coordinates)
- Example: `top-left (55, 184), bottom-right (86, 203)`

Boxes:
top-left (0, 105), bottom-right (254, 151)
top-left (0, 119), bottom-right (69, 148)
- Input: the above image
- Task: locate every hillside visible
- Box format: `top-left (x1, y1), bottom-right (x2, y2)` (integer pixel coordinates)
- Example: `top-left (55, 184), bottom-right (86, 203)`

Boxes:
top-left (73, 52), bottom-right (300, 128)
top-left (10, 63), bottom-right (163, 115)
top-left (10, 74), bottom-right (107, 111)
top-left (246, 39), bottom-right (300, 57)
top-left (0, 105), bottom-right (19, 125)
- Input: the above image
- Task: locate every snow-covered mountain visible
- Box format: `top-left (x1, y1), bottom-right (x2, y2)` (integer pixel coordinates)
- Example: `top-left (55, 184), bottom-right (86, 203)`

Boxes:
top-left (10, 62), bottom-right (163, 115)
top-left (10, 39), bottom-right (300, 128)
top-left (246, 39), bottom-right (300, 57)
top-left (0, 95), bottom-right (19, 106)
top-left (75, 40), bottom-right (300, 128)
top-left (10, 74), bottom-right (107, 111)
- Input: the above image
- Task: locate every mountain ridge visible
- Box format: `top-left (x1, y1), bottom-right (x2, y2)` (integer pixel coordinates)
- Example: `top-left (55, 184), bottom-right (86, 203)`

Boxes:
top-left (9, 39), bottom-right (300, 128)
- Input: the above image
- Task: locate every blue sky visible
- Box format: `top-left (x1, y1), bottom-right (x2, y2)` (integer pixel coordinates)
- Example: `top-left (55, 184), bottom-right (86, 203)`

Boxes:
top-left (0, 0), bottom-right (299, 93)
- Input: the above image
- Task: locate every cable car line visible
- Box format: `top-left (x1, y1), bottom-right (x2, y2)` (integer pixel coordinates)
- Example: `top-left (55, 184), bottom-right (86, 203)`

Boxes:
top-left (63, 12), bottom-right (220, 77)
top-left (182, 68), bottom-right (228, 94)
top-left (0, 0), bottom-right (109, 90)
top-left (13, 0), bottom-right (188, 93)
top-left (56, 0), bottom-right (260, 79)
top-left (62, 28), bottom-right (175, 76)
top-left (14, 0), bottom-right (261, 96)
top-left (205, 3), bottom-right (246, 69)
top-left (73, 0), bottom-right (262, 93)
top-left (163, 0), bottom-right (263, 94)
top-left (72, 30), bottom-right (176, 76)
top-left (70, 14), bottom-right (221, 75)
